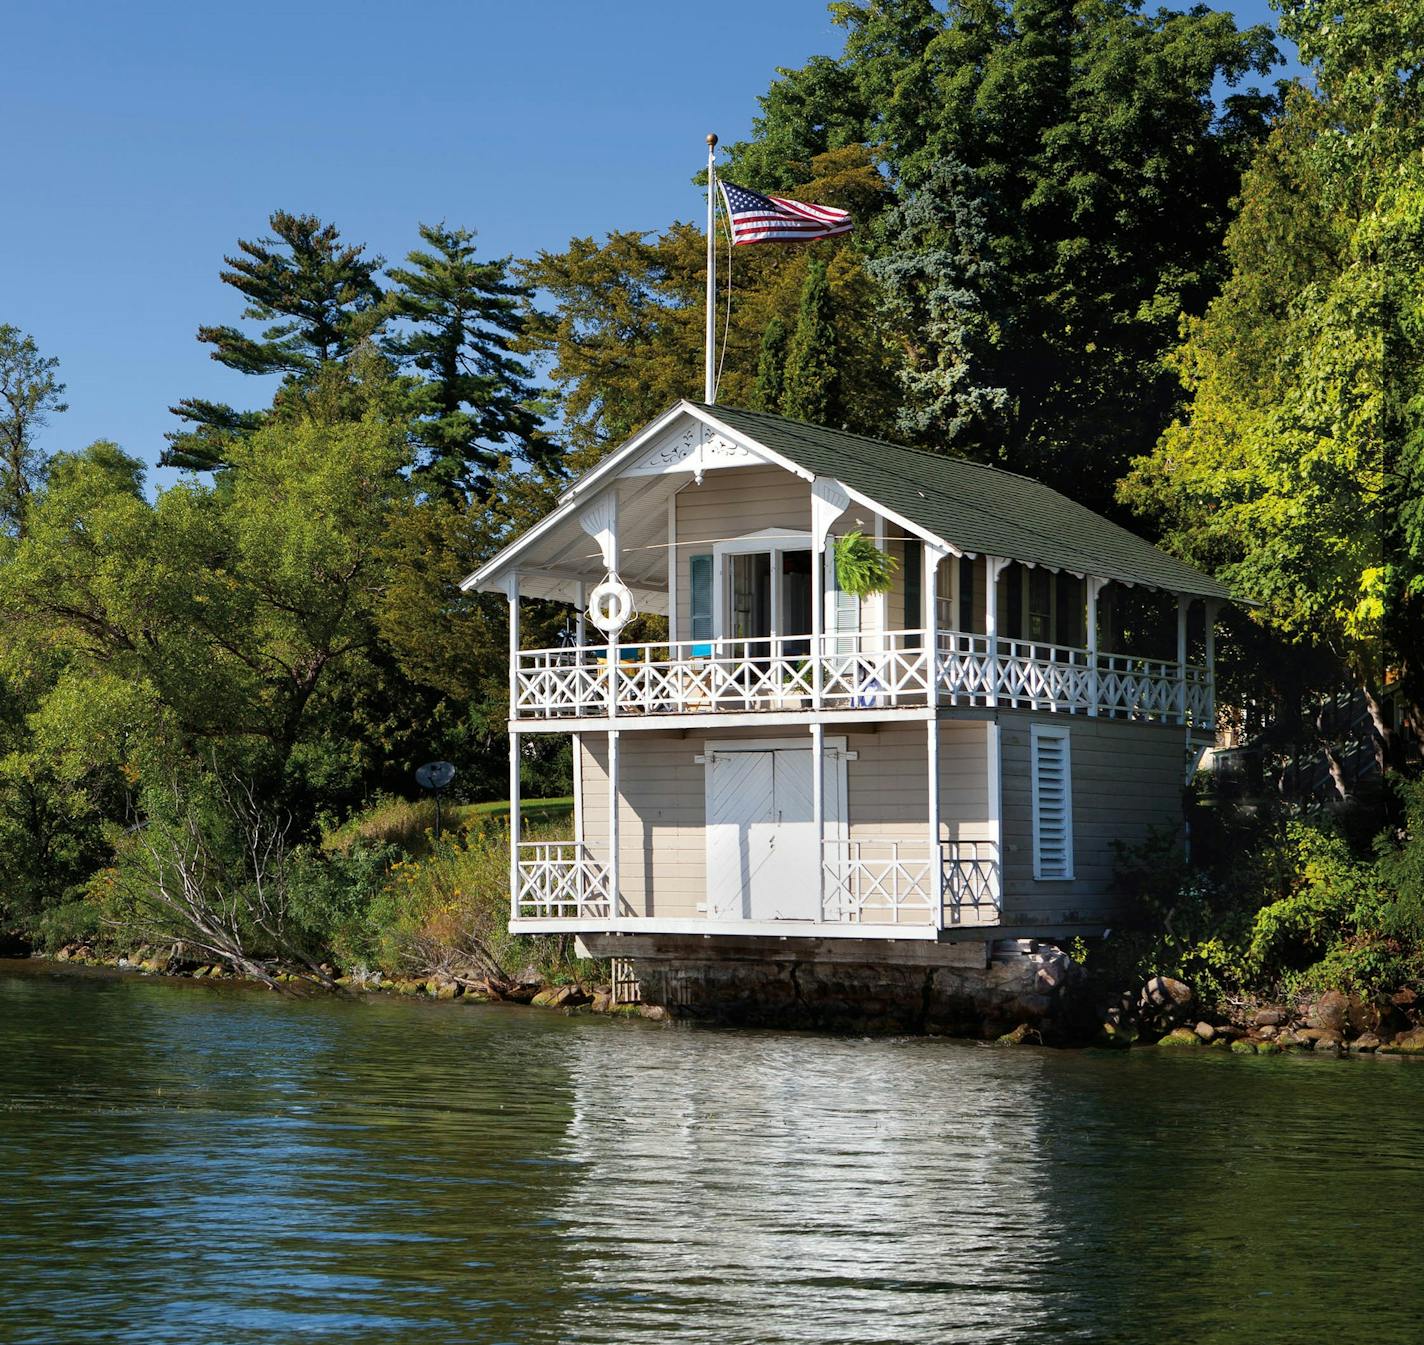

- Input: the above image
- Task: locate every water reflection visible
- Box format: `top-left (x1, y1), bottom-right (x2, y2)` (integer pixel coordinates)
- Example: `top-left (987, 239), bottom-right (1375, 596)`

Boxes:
top-left (3, 966), bottom-right (1424, 1345)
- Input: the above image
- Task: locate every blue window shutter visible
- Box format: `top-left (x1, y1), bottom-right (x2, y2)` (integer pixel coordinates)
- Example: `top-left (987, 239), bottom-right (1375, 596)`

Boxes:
top-left (690, 554), bottom-right (713, 641)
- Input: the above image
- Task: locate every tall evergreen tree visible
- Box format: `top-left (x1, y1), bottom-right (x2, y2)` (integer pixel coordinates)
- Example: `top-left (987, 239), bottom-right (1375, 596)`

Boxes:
top-left (0, 325), bottom-right (66, 538)
top-left (752, 317), bottom-right (788, 413)
top-left (782, 259), bottom-right (839, 425)
top-left (870, 158), bottom-right (1010, 452)
top-left (166, 211), bottom-right (385, 471)
top-left (722, 0), bottom-right (1280, 512)
top-left (384, 223), bottom-right (549, 497)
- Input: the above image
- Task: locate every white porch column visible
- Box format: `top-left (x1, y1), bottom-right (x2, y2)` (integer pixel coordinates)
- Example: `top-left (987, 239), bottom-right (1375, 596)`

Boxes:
top-left (1087, 577), bottom-right (1107, 717)
top-left (666, 491), bottom-right (678, 646)
top-left (923, 544), bottom-right (943, 706)
top-left (1204, 599), bottom-right (1219, 727)
top-left (607, 728), bottom-right (620, 919)
top-left (811, 721), bottom-right (825, 921)
top-left (985, 557), bottom-right (1008, 708)
top-left (927, 718), bottom-right (942, 930)
top-left (506, 572), bottom-right (521, 922)
top-left (811, 478), bottom-right (851, 712)
top-left (1177, 595), bottom-right (1190, 726)
top-left (986, 719), bottom-right (1003, 916)
top-left (575, 581), bottom-right (586, 648)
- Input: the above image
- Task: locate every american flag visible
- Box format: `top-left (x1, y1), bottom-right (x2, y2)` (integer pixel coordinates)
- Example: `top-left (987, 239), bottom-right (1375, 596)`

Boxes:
top-left (718, 180), bottom-right (853, 245)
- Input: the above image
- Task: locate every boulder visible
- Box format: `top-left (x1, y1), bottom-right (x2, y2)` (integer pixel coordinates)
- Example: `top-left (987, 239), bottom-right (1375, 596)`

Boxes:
top-left (1254, 1040), bottom-right (1282, 1055)
top-left (638, 1004), bottom-right (669, 1021)
top-left (1348, 1033), bottom-right (1380, 1053)
top-left (590, 990), bottom-right (613, 1014)
top-left (1230, 1039), bottom-right (1257, 1055)
top-left (1394, 1027), bottom-right (1424, 1054)
top-left (1390, 987), bottom-right (1417, 1010)
top-left (1275, 1029), bottom-right (1308, 1051)
top-left (1257, 1025), bottom-right (1278, 1040)
top-left (1313, 1035), bottom-right (1344, 1057)
top-left (996, 1022), bottom-right (1042, 1047)
top-left (1140, 976), bottom-right (1194, 1020)
top-left (1193, 1022), bottom-right (1217, 1042)
top-left (433, 983), bottom-right (461, 1001)
top-left (1312, 990), bottom-right (1349, 1034)
top-left (1158, 1027), bottom-right (1203, 1049)
top-left (1253, 1007), bottom-right (1289, 1028)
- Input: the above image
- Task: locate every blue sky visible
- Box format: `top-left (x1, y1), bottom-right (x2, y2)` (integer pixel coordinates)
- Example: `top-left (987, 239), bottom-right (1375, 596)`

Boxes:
top-left (2, 1), bottom-right (1297, 484)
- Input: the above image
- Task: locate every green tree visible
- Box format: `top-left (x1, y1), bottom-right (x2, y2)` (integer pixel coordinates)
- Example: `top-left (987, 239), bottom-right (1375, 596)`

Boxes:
top-left (520, 147), bottom-right (896, 464)
top-left (1121, 0), bottom-right (1424, 771)
top-left (166, 211), bottom-right (385, 470)
top-left (385, 223), bottom-right (550, 497)
top-left (752, 316), bottom-right (788, 413)
top-left (782, 258), bottom-right (839, 424)
top-left (0, 325), bottom-right (67, 537)
top-left (721, 0), bottom-right (1279, 510)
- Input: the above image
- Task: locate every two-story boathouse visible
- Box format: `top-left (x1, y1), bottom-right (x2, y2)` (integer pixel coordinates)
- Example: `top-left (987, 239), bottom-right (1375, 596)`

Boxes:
top-left (464, 401), bottom-right (1231, 983)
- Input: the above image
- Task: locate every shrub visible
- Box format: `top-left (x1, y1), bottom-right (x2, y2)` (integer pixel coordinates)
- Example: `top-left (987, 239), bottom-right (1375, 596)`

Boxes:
top-left (34, 898), bottom-right (102, 953)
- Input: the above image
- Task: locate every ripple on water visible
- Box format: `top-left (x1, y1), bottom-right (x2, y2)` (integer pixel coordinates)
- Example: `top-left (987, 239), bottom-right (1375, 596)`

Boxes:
top-left (2, 966), bottom-right (1422, 1345)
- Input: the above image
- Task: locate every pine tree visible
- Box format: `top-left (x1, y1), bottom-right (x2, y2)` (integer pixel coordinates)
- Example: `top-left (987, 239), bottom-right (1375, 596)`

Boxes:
top-left (0, 325), bottom-right (67, 537)
top-left (752, 316), bottom-right (788, 413)
top-left (781, 259), bottom-right (839, 425)
top-left (384, 223), bottom-right (548, 497)
top-left (165, 211), bottom-right (385, 470)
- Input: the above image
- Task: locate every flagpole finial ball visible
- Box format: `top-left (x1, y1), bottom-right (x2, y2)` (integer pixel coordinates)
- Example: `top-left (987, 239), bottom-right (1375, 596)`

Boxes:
top-left (706, 132), bottom-right (718, 148)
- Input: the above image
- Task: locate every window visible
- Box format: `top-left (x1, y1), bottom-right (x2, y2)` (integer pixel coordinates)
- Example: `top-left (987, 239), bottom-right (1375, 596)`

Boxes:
top-left (959, 555), bottom-right (975, 631)
top-left (1030, 725), bottom-right (1074, 880)
top-left (689, 554), bottom-right (713, 645)
top-left (903, 539), bottom-right (922, 645)
top-left (1028, 568), bottom-right (1053, 642)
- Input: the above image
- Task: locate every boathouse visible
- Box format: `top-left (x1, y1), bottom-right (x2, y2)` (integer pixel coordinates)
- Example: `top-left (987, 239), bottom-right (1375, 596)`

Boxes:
top-left (463, 402), bottom-right (1231, 1010)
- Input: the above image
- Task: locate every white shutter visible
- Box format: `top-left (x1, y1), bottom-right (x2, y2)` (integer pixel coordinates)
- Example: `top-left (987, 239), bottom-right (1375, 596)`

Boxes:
top-left (1030, 725), bottom-right (1074, 880)
top-left (827, 546), bottom-right (860, 653)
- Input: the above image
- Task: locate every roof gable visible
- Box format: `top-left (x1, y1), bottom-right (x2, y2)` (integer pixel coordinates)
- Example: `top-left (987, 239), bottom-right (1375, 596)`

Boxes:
top-left (466, 401), bottom-right (1235, 603)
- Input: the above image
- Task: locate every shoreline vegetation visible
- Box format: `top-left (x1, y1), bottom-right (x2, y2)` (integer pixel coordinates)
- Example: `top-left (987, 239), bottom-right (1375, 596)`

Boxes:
top-left (1, 3), bottom-right (1419, 1050)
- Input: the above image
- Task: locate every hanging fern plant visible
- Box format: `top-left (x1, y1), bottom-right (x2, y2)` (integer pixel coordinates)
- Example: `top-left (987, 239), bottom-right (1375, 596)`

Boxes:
top-left (833, 530), bottom-right (898, 598)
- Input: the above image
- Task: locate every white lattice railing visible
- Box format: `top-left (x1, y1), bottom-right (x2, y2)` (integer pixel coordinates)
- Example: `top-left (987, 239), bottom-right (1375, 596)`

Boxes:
top-left (514, 631), bottom-right (1213, 728)
top-left (515, 842), bottom-right (612, 920)
top-left (821, 839), bottom-right (934, 923)
top-left (820, 838), bottom-right (1002, 925)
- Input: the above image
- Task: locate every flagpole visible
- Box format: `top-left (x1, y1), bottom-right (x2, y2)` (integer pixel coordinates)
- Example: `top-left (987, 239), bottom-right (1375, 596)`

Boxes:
top-left (705, 132), bottom-right (718, 404)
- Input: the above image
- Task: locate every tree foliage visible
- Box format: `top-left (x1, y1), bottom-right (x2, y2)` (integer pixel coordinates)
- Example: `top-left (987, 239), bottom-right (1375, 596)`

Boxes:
top-left (0, 325), bottom-right (67, 537)
top-left (385, 223), bottom-right (550, 496)
top-left (1121, 0), bottom-right (1424, 759)
top-left (166, 211), bottom-right (385, 470)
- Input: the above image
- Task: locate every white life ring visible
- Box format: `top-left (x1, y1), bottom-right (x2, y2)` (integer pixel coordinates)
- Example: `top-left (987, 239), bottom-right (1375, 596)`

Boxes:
top-left (588, 577), bottom-right (633, 633)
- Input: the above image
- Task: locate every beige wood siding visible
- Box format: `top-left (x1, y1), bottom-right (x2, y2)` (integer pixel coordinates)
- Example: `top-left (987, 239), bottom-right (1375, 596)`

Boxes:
top-left (998, 714), bottom-right (1183, 924)
top-left (673, 466), bottom-right (810, 642)
top-left (576, 721), bottom-right (995, 919)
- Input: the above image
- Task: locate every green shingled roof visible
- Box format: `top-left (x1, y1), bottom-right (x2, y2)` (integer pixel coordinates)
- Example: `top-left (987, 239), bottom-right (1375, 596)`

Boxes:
top-left (698, 403), bottom-right (1235, 601)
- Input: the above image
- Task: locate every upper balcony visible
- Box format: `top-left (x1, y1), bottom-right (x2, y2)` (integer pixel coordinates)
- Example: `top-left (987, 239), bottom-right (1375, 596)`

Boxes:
top-left (513, 627), bottom-right (1214, 729)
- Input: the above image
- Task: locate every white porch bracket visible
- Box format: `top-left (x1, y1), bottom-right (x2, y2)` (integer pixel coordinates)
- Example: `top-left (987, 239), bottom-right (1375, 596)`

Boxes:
top-left (578, 493), bottom-right (619, 573)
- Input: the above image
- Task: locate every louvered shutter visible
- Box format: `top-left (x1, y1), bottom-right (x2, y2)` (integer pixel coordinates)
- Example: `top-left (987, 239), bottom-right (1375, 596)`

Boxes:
top-left (828, 546), bottom-right (860, 653)
top-left (1030, 725), bottom-right (1074, 880)
top-left (689, 554), bottom-right (713, 645)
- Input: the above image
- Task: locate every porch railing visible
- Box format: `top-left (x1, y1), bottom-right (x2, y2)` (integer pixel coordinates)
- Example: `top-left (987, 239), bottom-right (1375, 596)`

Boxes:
top-left (511, 836), bottom-right (1001, 928)
top-left (821, 838), bottom-right (1003, 926)
top-left (514, 629), bottom-right (1212, 728)
top-left (515, 841), bottom-right (612, 920)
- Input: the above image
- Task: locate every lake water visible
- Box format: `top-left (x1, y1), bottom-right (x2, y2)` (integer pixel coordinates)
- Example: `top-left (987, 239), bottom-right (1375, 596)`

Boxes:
top-left (3, 962), bottom-right (1422, 1344)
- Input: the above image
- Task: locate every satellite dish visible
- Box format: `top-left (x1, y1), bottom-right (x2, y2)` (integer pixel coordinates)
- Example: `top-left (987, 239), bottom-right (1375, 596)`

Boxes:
top-left (415, 761), bottom-right (456, 791)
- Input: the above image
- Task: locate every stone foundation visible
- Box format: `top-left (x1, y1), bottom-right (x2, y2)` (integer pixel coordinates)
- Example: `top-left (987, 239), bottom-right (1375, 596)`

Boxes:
top-left (581, 934), bottom-right (1077, 1036)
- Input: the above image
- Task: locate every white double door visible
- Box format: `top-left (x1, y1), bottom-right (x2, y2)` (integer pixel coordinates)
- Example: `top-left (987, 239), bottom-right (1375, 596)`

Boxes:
top-left (705, 741), bottom-right (844, 921)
